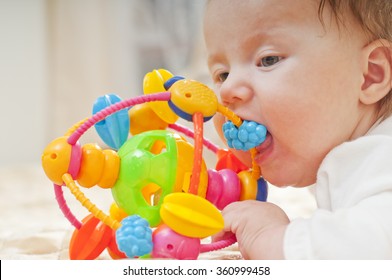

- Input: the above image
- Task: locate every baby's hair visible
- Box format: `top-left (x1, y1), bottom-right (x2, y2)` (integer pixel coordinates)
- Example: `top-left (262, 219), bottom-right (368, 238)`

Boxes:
top-left (318, 0), bottom-right (392, 118)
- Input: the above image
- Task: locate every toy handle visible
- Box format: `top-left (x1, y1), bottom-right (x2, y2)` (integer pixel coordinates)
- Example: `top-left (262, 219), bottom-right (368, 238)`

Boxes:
top-left (54, 184), bottom-right (82, 229)
top-left (200, 234), bottom-right (237, 253)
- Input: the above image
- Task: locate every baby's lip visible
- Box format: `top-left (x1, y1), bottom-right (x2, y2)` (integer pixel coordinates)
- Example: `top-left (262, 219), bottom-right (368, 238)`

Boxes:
top-left (255, 132), bottom-right (273, 156)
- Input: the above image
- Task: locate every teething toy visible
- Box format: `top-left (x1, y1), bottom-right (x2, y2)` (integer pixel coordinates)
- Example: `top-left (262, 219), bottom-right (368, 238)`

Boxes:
top-left (223, 120), bottom-right (267, 150)
top-left (41, 69), bottom-right (269, 260)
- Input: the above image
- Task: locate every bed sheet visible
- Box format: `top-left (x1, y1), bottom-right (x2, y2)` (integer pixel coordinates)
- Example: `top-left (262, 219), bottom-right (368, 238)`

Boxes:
top-left (0, 164), bottom-right (316, 260)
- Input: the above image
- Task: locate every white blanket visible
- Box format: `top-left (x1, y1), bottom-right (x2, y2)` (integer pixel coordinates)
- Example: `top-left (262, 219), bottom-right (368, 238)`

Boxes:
top-left (0, 164), bottom-right (315, 260)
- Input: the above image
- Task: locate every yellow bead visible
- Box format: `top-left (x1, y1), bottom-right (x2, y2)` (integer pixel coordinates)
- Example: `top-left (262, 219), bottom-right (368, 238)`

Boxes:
top-left (169, 79), bottom-right (218, 120)
top-left (143, 69), bottom-right (179, 124)
top-left (128, 103), bottom-right (168, 136)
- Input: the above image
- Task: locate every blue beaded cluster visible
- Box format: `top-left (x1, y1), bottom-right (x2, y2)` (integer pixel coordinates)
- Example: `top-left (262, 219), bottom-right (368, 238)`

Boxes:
top-left (222, 120), bottom-right (267, 151)
top-left (116, 215), bottom-right (153, 258)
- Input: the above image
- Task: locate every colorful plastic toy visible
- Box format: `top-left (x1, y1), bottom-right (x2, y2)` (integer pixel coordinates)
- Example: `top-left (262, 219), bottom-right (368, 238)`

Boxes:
top-left (41, 69), bottom-right (268, 260)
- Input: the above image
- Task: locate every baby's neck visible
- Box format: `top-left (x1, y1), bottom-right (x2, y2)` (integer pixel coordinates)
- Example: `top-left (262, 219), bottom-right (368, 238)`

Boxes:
top-left (350, 104), bottom-right (381, 140)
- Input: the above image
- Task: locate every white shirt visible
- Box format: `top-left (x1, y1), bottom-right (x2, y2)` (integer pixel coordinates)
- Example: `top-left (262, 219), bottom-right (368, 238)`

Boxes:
top-left (284, 116), bottom-right (392, 259)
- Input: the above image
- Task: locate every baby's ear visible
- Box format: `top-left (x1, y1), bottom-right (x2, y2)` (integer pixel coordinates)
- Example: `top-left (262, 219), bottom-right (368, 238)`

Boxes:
top-left (360, 39), bottom-right (392, 105)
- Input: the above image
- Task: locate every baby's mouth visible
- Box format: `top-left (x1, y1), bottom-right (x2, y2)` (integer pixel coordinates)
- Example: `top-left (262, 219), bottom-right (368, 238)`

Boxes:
top-left (254, 132), bottom-right (273, 161)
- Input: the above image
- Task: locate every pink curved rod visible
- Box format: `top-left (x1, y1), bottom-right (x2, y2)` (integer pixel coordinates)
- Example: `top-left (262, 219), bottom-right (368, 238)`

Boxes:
top-left (200, 234), bottom-right (237, 253)
top-left (168, 123), bottom-right (219, 154)
top-left (59, 92), bottom-right (170, 228)
top-left (54, 184), bottom-right (82, 229)
top-left (68, 92), bottom-right (171, 145)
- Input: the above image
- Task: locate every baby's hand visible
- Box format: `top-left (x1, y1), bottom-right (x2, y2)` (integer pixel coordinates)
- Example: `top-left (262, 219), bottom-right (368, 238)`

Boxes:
top-left (219, 200), bottom-right (289, 259)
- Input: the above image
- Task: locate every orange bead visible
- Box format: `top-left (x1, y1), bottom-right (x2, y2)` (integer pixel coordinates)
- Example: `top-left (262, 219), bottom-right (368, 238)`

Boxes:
top-left (41, 137), bottom-right (76, 185)
top-left (141, 183), bottom-right (162, 206)
top-left (238, 170), bottom-right (258, 200)
top-left (97, 149), bottom-right (120, 189)
top-left (76, 143), bottom-right (105, 188)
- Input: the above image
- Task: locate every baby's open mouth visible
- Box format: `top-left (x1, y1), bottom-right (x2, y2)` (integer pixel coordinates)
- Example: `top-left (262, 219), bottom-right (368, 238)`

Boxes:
top-left (254, 132), bottom-right (273, 164)
top-left (255, 132), bottom-right (272, 154)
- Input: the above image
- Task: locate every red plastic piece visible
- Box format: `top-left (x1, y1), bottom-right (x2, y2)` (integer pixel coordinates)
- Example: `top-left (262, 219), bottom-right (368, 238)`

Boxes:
top-left (215, 149), bottom-right (249, 173)
top-left (69, 214), bottom-right (113, 260)
top-left (107, 230), bottom-right (127, 259)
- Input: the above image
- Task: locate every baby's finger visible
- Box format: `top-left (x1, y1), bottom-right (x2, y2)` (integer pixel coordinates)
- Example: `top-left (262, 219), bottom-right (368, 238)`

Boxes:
top-left (212, 230), bottom-right (234, 242)
top-left (221, 201), bottom-right (243, 232)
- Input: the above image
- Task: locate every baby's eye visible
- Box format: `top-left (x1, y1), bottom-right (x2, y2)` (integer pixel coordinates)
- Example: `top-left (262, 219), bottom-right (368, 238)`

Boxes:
top-left (259, 56), bottom-right (282, 67)
top-left (217, 72), bottom-right (229, 82)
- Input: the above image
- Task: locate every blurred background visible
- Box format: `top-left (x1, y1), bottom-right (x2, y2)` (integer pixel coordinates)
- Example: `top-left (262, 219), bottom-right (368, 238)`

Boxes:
top-left (0, 0), bottom-right (211, 167)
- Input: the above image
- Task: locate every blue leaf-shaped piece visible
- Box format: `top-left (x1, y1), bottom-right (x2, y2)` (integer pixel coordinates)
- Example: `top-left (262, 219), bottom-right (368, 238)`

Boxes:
top-left (93, 94), bottom-right (130, 149)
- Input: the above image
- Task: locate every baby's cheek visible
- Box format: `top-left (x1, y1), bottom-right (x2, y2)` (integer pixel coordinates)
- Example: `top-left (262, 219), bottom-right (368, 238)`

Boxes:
top-left (213, 114), bottom-right (226, 139)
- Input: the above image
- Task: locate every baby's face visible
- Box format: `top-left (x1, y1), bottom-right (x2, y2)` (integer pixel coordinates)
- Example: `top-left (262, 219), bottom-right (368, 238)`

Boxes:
top-left (204, 0), bottom-right (369, 187)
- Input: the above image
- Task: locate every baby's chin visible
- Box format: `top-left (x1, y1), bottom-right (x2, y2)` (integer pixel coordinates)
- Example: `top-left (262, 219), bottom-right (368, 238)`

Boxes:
top-left (229, 149), bottom-right (315, 187)
top-left (262, 170), bottom-right (316, 188)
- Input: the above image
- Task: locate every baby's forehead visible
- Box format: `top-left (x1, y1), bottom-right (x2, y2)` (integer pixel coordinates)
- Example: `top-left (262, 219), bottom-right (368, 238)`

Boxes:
top-left (205, 0), bottom-right (321, 29)
top-left (204, 0), bottom-right (365, 46)
top-left (205, 0), bottom-right (325, 40)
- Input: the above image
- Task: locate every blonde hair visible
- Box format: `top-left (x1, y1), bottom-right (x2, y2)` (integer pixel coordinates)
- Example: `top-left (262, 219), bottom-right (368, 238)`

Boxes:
top-left (319, 0), bottom-right (392, 117)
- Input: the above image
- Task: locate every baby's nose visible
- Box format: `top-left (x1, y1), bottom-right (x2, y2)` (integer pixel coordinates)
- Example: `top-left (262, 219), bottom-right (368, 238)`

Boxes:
top-left (219, 73), bottom-right (253, 106)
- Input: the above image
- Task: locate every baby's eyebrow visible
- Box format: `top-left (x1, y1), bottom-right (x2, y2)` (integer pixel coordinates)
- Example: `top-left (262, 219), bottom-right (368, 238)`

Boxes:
top-left (207, 55), bottom-right (217, 68)
top-left (207, 53), bottom-right (225, 69)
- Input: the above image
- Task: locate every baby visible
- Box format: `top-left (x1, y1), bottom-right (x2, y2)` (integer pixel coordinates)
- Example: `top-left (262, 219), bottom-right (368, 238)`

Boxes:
top-left (204, 0), bottom-right (392, 259)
